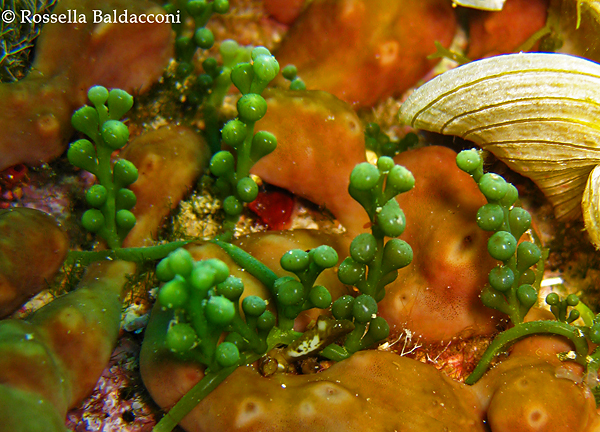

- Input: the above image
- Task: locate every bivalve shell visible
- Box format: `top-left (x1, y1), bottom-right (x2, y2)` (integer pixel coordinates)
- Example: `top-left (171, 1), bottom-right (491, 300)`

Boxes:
top-left (399, 53), bottom-right (600, 242)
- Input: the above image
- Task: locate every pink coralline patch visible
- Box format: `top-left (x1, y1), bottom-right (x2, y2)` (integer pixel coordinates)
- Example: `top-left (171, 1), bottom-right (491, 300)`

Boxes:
top-left (378, 146), bottom-right (501, 342)
top-left (273, 0), bottom-right (457, 107)
top-left (66, 335), bottom-right (156, 432)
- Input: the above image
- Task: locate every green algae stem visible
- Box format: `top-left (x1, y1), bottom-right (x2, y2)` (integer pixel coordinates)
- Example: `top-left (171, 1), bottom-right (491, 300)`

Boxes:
top-left (65, 241), bottom-right (193, 267)
top-left (465, 320), bottom-right (589, 385)
top-left (152, 364), bottom-right (239, 432)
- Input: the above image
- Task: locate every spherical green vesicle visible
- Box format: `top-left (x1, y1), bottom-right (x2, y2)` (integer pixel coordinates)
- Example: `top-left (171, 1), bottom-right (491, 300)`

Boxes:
top-left (115, 189), bottom-right (137, 210)
top-left (194, 27), bottom-right (215, 50)
top-left (210, 151), bottom-right (235, 177)
top-left (220, 39), bottom-right (240, 61)
top-left (88, 85), bottom-right (109, 106)
top-left (488, 265), bottom-right (514, 292)
top-left (115, 209), bottom-right (136, 231)
top-left (166, 323), bottom-right (197, 353)
top-left (568, 309), bottom-right (580, 323)
top-left (308, 285), bottom-right (332, 309)
top-left (101, 120), bottom-right (130, 150)
top-left (67, 139), bottom-right (98, 173)
top-left (216, 275), bottom-right (244, 300)
top-left (350, 233), bottom-right (378, 264)
top-left (377, 156), bottom-right (395, 173)
top-left (205, 296), bottom-right (236, 326)
top-left (86, 185), bottom-right (108, 208)
top-left (224, 332), bottom-right (245, 348)
top-left (282, 64), bottom-right (298, 80)
top-left (176, 61), bottom-right (194, 78)
top-left (311, 245), bottom-right (338, 268)
top-left (353, 294), bottom-right (378, 323)
top-left (487, 231), bottom-right (517, 261)
top-left (253, 53), bottom-right (280, 83)
top-left (187, 0), bottom-right (207, 16)
top-left (206, 259), bottom-right (230, 284)
top-left (476, 203), bottom-right (504, 231)
top-left (386, 165), bottom-right (415, 194)
top-left (517, 284), bottom-right (538, 308)
top-left (545, 292), bottom-right (560, 306)
top-left (337, 257), bottom-right (366, 285)
top-left (509, 207), bottom-right (532, 239)
top-left (276, 278), bottom-right (304, 306)
top-left (251, 131), bottom-right (277, 159)
top-left (377, 200), bottom-right (406, 237)
top-left (257, 310), bottom-right (276, 331)
top-left (365, 122), bottom-right (380, 137)
top-left (281, 249), bottom-right (310, 272)
top-left (221, 120), bottom-right (247, 148)
top-left (516, 241), bottom-right (541, 271)
top-left (107, 89), bottom-right (134, 120)
top-left (202, 57), bottom-right (218, 77)
top-left (382, 238), bottom-right (412, 270)
top-left (237, 177), bottom-right (259, 203)
top-left (350, 163), bottom-right (380, 191)
top-left (168, 248), bottom-right (194, 278)
top-left (242, 295), bottom-right (267, 317)
top-left (158, 276), bottom-right (189, 309)
top-left (456, 149), bottom-right (482, 173)
top-left (237, 94), bottom-right (268, 123)
top-left (478, 173), bottom-right (508, 201)
top-left (231, 63), bottom-right (254, 94)
top-left (480, 285), bottom-right (506, 311)
top-left (213, 0), bottom-right (230, 14)
top-left (500, 183), bottom-right (519, 208)
top-left (332, 295), bottom-right (354, 320)
top-left (223, 196), bottom-right (242, 216)
top-left (289, 79), bottom-right (306, 91)
top-left (81, 209), bottom-right (104, 233)
top-left (367, 316), bottom-right (389, 341)
top-left (566, 294), bottom-right (580, 307)
top-left (519, 269), bottom-right (536, 285)
top-left (190, 264), bottom-right (216, 293)
top-left (192, 76), bottom-right (213, 100)
top-left (156, 257), bottom-right (175, 282)
top-left (113, 159), bottom-right (138, 186)
top-left (251, 47), bottom-right (271, 60)
top-left (71, 106), bottom-right (99, 136)
top-left (216, 341), bottom-right (240, 367)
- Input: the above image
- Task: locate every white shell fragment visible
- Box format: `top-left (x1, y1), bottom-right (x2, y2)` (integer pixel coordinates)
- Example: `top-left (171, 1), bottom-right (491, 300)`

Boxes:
top-left (399, 53), bottom-right (600, 228)
top-left (452, 0), bottom-right (506, 11)
top-left (583, 165), bottom-right (600, 247)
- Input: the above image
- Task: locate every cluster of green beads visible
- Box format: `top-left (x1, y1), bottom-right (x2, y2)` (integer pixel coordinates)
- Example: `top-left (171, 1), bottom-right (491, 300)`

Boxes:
top-left (546, 292), bottom-right (581, 324)
top-left (335, 156), bottom-right (414, 353)
top-left (281, 64), bottom-right (306, 90)
top-left (157, 248), bottom-right (275, 372)
top-left (364, 123), bottom-right (419, 158)
top-left (274, 246), bottom-right (339, 330)
top-left (165, 0), bottom-right (230, 76)
top-left (67, 86), bottom-right (138, 250)
top-left (456, 149), bottom-right (542, 324)
top-left (209, 46), bottom-right (280, 237)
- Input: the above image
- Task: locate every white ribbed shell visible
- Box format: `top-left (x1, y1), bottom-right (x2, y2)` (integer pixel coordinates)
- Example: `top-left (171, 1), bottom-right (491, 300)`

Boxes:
top-left (399, 53), bottom-right (600, 231)
top-left (451, 0), bottom-right (506, 11)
